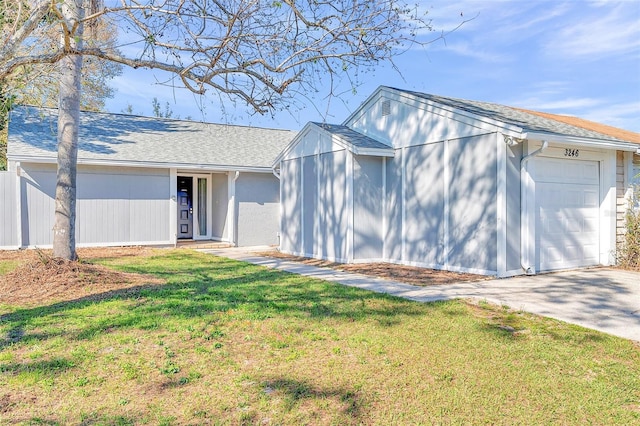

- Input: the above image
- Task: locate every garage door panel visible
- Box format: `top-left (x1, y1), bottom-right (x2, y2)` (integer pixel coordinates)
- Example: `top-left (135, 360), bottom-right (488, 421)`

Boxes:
top-left (534, 158), bottom-right (600, 271)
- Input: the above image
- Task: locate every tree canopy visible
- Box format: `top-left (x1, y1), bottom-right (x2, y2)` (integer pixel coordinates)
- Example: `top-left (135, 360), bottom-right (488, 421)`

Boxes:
top-left (0, 0), bottom-right (444, 259)
top-left (1, 0), bottom-right (437, 113)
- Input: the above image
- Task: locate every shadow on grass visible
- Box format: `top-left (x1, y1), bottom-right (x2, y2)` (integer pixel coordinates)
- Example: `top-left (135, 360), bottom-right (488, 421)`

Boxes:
top-left (0, 251), bottom-right (430, 351)
top-left (263, 376), bottom-right (363, 419)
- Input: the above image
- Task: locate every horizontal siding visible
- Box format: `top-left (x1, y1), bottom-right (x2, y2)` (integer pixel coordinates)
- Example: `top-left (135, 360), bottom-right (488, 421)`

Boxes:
top-left (616, 151), bottom-right (626, 244)
top-left (0, 171), bottom-right (18, 247)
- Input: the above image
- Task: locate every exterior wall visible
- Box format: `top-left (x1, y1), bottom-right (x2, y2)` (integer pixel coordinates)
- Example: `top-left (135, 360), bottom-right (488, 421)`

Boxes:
top-left (403, 142), bottom-right (446, 265)
top-left (211, 173), bottom-right (228, 241)
top-left (19, 163), bottom-right (171, 247)
top-left (280, 158), bottom-right (301, 253)
top-left (384, 153), bottom-right (403, 261)
top-left (279, 127), bottom-right (500, 274)
top-left (302, 156), bottom-right (317, 255)
top-left (346, 91), bottom-right (499, 150)
top-left (318, 150), bottom-right (348, 261)
top-left (235, 172), bottom-right (280, 246)
top-left (21, 164), bottom-right (56, 246)
top-left (389, 134), bottom-right (498, 274)
top-left (505, 143), bottom-right (523, 272)
top-left (0, 171), bottom-right (18, 248)
top-left (281, 125), bottom-right (348, 161)
top-left (352, 155), bottom-right (384, 260)
top-left (447, 136), bottom-right (497, 272)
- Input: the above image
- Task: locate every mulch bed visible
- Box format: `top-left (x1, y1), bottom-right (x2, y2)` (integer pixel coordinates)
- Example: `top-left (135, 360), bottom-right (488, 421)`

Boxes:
top-left (0, 247), bottom-right (162, 306)
top-left (256, 251), bottom-right (489, 286)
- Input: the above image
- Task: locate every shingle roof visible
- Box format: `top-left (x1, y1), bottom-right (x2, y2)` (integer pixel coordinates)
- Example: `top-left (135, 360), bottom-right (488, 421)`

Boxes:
top-left (311, 122), bottom-right (392, 150)
top-left (386, 87), bottom-right (640, 144)
top-left (7, 106), bottom-right (297, 169)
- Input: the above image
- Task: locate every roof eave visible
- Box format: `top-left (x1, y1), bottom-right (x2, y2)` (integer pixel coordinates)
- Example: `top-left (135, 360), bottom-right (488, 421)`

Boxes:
top-left (348, 86), bottom-right (526, 137)
top-left (523, 132), bottom-right (639, 152)
top-left (8, 155), bottom-right (274, 173)
top-left (351, 147), bottom-right (395, 157)
top-left (271, 122), bottom-right (315, 168)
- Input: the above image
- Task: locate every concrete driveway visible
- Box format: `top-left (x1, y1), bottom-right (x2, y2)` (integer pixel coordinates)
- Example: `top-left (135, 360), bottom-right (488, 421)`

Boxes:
top-left (201, 248), bottom-right (640, 342)
top-left (400, 268), bottom-right (640, 342)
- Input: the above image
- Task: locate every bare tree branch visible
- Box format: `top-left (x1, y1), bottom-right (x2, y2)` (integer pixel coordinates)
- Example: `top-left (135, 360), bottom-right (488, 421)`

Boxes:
top-left (1, 0), bottom-right (446, 114)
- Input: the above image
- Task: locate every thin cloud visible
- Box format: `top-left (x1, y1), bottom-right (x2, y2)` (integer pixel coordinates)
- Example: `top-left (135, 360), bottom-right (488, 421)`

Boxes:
top-left (543, 3), bottom-right (640, 59)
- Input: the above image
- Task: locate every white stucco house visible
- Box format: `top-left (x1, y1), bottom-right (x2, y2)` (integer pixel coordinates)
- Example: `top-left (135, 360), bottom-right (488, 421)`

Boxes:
top-left (274, 86), bottom-right (640, 277)
top-left (0, 106), bottom-right (296, 250)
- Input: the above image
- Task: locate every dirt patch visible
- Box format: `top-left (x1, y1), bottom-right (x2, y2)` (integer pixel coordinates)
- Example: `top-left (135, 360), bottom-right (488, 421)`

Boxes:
top-left (256, 251), bottom-right (489, 286)
top-left (0, 247), bottom-right (163, 306)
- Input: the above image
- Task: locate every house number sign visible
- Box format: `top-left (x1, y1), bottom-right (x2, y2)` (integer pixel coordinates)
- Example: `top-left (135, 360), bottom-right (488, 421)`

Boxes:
top-left (564, 148), bottom-right (579, 157)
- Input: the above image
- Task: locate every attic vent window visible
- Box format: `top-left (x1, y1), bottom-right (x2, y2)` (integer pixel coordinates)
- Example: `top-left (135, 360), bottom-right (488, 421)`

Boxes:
top-left (381, 100), bottom-right (391, 116)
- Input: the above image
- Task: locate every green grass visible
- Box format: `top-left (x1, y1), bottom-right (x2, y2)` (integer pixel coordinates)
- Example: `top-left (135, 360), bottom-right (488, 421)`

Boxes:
top-left (1, 249), bottom-right (639, 425)
top-left (0, 259), bottom-right (19, 275)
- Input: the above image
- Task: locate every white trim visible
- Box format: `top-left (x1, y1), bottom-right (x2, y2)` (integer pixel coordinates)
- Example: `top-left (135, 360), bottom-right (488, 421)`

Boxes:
top-left (272, 123), bottom-right (314, 166)
top-left (300, 156), bottom-right (305, 255)
top-left (496, 134), bottom-right (507, 277)
top-left (502, 268), bottom-right (525, 278)
top-left (8, 155), bottom-right (275, 174)
top-left (15, 162), bottom-right (22, 248)
top-left (192, 174), bottom-right (213, 240)
top-left (169, 168), bottom-right (177, 245)
top-left (278, 249), bottom-right (349, 264)
top-left (401, 147), bottom-right (407, 262)
top-left (600, 152), bottom-right (616, 266)
top-left (278, 161), bottom-right (283, 250)
top-left (343, 87), bottom-right (524, 137)
top-left (387, 258), bottom-right (497, 277)
top-left (350, 258), bottom-right (386, 264)
top-left (345, 151), bottom-right (354, 262)
top-left (523, 132), bottom-right (638, 152)
top-left (20, 240), bottom-right (173, 250)
top-left (382, 157), bottom-right (387, 261)
top-left (520, 140), bottom-right (536, 273)
top-left (350, 147), bottom-right (395, 157)
top-left (227, 172), bottom-right (237, 246)
top-left (177, 173), bottom-right (213, 241)
top-left (442, 140), bottom-right (450, 268)
top-left (315, 152), bottom-right (321, 258)
top-left (525, 143), bottom-right (614, 271)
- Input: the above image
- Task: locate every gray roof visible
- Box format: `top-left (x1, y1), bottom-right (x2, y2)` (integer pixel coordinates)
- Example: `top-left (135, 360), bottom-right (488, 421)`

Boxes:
top-left (312, 122), bottom-right (392, 150)
top-left (386, 87), bottom-right (635, 144)
top-left (7, 106), bottom-right (297, 169)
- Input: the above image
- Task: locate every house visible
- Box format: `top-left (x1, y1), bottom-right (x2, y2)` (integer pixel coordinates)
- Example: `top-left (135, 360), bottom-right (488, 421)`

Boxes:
top-left (0, 106), bottom-right (296, 250)
top-left (274, 86), bottom-right (640, 276)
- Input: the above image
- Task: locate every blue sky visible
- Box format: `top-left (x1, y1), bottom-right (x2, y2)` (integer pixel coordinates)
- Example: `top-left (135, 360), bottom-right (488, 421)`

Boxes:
top-left (104, 0), bottom-right (640, 132)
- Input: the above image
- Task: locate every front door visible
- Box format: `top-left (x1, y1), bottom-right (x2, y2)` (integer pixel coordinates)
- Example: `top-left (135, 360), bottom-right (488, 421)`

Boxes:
top-left (177, 176), bottom-right (193, 239)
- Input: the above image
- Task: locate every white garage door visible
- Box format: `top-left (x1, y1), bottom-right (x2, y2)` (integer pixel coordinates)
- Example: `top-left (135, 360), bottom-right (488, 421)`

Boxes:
top-left (533, 158), bottom-right (600, 271)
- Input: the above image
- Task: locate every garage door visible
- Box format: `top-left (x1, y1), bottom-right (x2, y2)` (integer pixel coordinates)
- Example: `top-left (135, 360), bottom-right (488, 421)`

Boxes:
top-left (533, 158), bottom-right (600, 271)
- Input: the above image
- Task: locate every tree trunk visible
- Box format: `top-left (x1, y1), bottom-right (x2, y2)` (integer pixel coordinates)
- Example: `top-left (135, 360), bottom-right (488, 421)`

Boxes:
top-left (53, 1), bottom-right (83, 260)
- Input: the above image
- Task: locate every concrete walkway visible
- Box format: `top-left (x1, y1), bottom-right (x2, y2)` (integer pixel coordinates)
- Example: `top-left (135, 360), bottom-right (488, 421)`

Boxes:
top-left (201, 247), bottom-right (640, 342)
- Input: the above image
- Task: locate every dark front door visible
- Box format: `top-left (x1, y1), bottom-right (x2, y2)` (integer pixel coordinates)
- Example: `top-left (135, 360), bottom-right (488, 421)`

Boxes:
top-left (177, 176), bottom-right (193, 239)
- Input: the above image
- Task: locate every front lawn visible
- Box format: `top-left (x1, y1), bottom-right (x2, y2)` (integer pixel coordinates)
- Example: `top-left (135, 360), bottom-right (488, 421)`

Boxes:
top-left (0, 249), bottom-right (638, 424)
